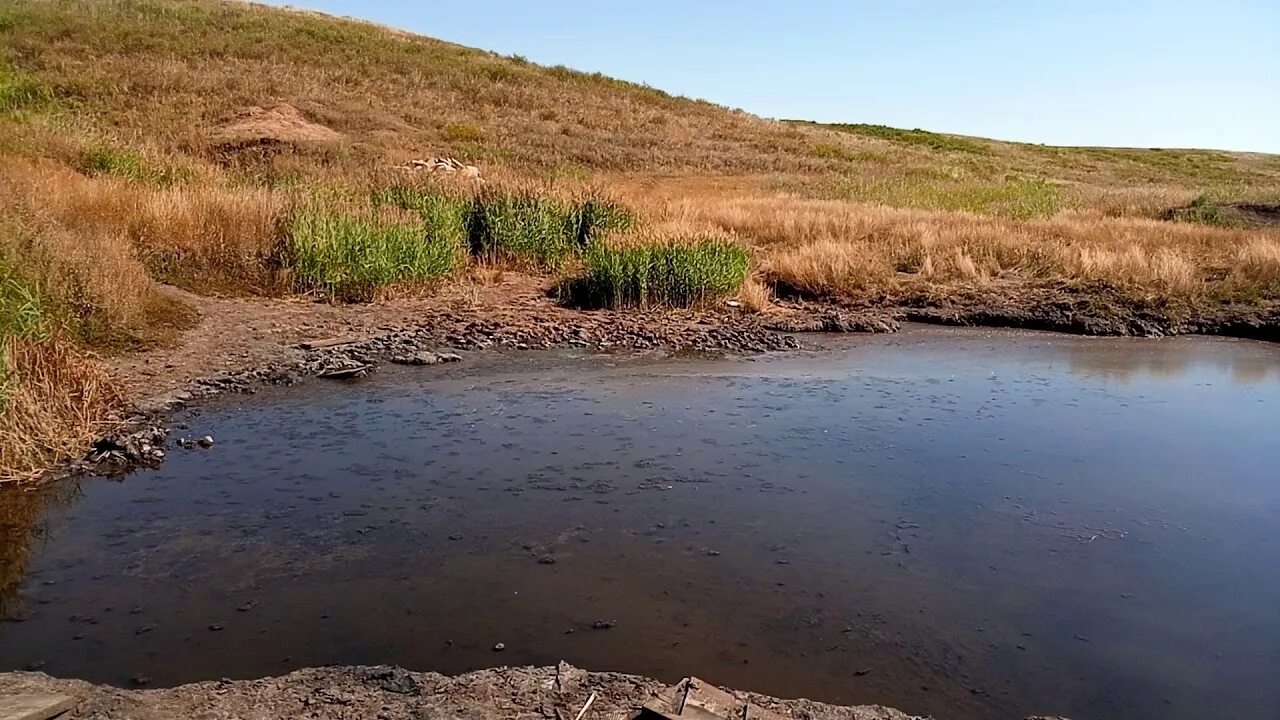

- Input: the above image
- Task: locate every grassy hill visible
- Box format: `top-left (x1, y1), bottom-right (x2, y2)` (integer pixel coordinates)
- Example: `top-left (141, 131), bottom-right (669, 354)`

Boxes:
top-left (1, 0), bottom-right (1279, 478)
top-left (4, 0), bottom-right (1279, 197)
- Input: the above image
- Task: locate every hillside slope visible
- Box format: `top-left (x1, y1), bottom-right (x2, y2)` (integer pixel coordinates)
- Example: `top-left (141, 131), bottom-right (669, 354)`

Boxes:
top-left (4, 0), bottom-right (1279, 199)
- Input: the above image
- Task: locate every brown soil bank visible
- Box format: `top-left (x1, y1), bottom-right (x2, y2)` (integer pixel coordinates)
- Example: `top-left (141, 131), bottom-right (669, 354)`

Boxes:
top-left (0, 663), bottom-right (1066, 720)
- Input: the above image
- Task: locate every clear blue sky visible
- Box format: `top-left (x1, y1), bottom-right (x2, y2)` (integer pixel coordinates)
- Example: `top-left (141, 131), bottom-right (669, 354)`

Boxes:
top-left (266, 0), bottom-right (1279, 152)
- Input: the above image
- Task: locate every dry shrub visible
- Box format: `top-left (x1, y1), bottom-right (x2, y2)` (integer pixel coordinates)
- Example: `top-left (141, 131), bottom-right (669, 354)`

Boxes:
top-left (1227, 239), bottom-right (1280, 292)
top-left (128, 186), bottom-right (290, 294)
top-left (736, 276), bottom-right (774, 312)
top-left (1, 334), bottom-right (122, 482)
top-left (767, 239), bottom-right (894, 297)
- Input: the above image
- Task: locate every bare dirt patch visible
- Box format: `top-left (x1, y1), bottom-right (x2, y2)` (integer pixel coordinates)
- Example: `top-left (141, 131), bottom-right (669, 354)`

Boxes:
top-left (206, 103), bottom-right (342, 148)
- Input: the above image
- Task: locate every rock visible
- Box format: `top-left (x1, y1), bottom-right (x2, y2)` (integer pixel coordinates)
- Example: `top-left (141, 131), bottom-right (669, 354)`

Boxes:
top-left (492, 643), bottom-right (505, 652)
top-left (590, 620), bottom-right (616, 630)
top-left (537, 556), bottom-right (557, 565)
top-left (208, 623), bottom-right (223, 631)
top-left (197, 435), bottom-right (215, 448)
top-left (390, 352), bottom-right (440, 366)
top-left (436, 352), bottom-right (462, 363)
top-left (130, 675), bottom-right (151, 687)
top-left (366, 667), bottom-right (420, 696)
top-left (87, 426), bottom-right (169, 468)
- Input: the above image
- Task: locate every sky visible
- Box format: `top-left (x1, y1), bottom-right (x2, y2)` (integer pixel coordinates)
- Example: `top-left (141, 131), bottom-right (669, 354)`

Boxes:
top-left (265, 0), bottom-right (1279, 152)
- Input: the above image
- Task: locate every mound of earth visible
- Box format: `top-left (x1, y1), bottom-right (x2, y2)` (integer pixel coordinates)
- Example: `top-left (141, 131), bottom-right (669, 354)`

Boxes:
top-left (1164, 201), bottom-right (1280, 229)
top-left (1230, 202), bottom-right (1280, 227)
top-left (0, 663), bottom-right (931, 720)
top-left (206, 103), bottom-right (342, 147)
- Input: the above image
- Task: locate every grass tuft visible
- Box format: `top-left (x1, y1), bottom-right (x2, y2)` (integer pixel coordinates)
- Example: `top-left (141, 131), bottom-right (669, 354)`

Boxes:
top-left (811, 122), bottom-right (991, 155)
top-left (566, 233), bottom-right (750, 309)
top-left (442, 121), bottom-right (484, 143)
top-left (76, 146), bottom-right (190, 186)
top-left (463, 186), bottom-right (634, 269)
top-left (1164, 193), bottom-right (1237, 227)
top-left (0, 62), bottom-right (51, 117)
top-left (288, 203), bottom-right (462, 301)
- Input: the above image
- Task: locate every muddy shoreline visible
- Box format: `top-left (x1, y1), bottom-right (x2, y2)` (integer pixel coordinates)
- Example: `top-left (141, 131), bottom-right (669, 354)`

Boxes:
top-left (68, 283), bottom-right (1279, 478)
top-left (0, 663), bottom-right (1058, 719)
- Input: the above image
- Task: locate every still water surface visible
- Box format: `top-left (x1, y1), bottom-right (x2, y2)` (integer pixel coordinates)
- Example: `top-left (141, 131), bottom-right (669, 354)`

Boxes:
top-left (2, 326), bottom-right (1278, 719)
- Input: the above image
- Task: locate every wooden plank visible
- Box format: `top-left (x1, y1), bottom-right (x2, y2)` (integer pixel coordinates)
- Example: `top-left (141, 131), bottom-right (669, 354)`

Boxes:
top-left (641, 678), bottom-right (785, 720)
top-left (0, 694), bottom-right (77, 720)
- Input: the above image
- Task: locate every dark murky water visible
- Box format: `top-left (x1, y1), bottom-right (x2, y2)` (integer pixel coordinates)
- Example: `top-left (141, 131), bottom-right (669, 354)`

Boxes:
top-left (2, 326), bottom-right (1279, 719)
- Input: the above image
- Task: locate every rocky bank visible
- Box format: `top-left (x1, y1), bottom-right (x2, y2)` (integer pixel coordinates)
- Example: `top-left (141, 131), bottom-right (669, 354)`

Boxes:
top-left (0, 663), bottom-right (1073, 720)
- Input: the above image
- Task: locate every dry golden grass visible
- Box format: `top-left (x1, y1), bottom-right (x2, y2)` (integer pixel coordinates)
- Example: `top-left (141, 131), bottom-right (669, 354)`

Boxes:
top-left (3, 159), bottom-right (289, 296)
top-left (1, 163), bottom-right (163, 342)
top-left (1, 333), bottom-right (122, 481)
top-left (657, 195), bottom-right (1280, 301)
top-left (736, 276), bottom-right (775, 313)
top-left (5, 0), bottom-right (1278, 202)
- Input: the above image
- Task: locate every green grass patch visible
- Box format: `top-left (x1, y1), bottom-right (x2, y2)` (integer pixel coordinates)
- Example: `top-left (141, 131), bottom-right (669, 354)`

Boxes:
top-left (809, 142), bottom-right (873, 163)
top-left (566, 237), bottom-right (750, 309)
top-left (464, 187), bottom-right (633, 269)
top-left (443, 121), bottom-right (484, 143)
top-left (372, 185), bottom-right (471, 249)
top-left (465, 189), bottom-right (577, 268)
top-left (0, 263), bottom-right (46, 340)
top-left (76, 146), bottom-right (191, 185)
top-left (1163, 193), bottom-right (1239, 228)
top-left (794, 121), bottom-right (990, 155)
top-left (844, 176), bottom-right (1067, 219)
top-left (0, 65), bottom-right (50, 117)
top-left (563, 195), bottom-right (634, 248)
top-left (0, 262), bottom-right (48, 406)
top-left (288, 204), bottom-right (462, 301)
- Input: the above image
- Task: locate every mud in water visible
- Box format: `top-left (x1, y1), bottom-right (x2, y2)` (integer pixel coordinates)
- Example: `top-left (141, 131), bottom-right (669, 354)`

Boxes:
top-left (2, 326), bottom-right (1279, 720)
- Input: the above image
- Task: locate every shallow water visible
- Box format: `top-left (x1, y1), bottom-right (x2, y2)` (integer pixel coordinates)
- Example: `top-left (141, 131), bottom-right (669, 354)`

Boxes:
top-left (2, 326), bottom-right (1279, 719)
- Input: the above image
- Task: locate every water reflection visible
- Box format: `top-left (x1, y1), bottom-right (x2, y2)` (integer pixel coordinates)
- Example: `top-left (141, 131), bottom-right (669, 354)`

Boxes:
top-left (0, 327), bottom-right (1277, 720)
top-left (0, 481), bottom-right (79, 618)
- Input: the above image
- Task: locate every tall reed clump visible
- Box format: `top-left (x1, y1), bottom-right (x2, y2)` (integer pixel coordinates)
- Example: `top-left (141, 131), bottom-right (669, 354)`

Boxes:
top-left (466, 186), bottom-right (577, 268)
top-left (288, 203), bottom-right (462, 302)
top-left (466, 185), bottom-right (633, 269)
top-left (0, 263), bottom-right (122, 482)
top-left (569, 233), bottom-right (750, 309)
top-left (372, 183), bottom-right (470, 249)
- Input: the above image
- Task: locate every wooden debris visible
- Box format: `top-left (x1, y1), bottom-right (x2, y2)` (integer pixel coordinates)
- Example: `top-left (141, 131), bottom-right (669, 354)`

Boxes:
top-left (571, 691), bottom-right (596, 720)
top-left (317, 364), bottom-right (371, 379)
top-left (0, 694), bottom-right (77, 720)
top-left (641, 677), bottom-right (784, 720)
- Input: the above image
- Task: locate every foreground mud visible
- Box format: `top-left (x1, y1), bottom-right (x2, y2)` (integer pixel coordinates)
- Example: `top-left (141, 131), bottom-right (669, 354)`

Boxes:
top-left (0, 664), bottom-right (934, 720)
